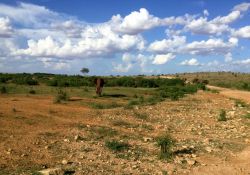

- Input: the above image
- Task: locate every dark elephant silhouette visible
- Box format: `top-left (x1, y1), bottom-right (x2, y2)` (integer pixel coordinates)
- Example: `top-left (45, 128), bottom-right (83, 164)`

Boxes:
top-left (94, 78), bottom-right (105, 96)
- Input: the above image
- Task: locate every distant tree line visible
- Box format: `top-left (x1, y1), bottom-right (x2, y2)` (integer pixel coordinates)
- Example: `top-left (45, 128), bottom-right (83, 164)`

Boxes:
top-left (0, 73), bottom-right (185, 88)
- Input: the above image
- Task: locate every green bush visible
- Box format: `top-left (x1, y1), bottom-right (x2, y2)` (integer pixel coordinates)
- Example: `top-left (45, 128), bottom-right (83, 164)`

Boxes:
top-left (218, 109), bottom-right (227, 121)
top-left (105, 140), bottom-right (129, 152)
top-left (156, 134), bottom-right (176, 160)
top-left (54, 89), bottom-right (69, 103)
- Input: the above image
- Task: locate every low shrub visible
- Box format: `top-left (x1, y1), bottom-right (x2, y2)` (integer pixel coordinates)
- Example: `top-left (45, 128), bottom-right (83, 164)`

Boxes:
top-left (218, 109), bottom-right (227, 121)
top-left (156, 134), bottom-right (176, 160)
top-left (54, 89), bottom-right (69, 103)
top-left (105, 140), bottom-right (129, 152)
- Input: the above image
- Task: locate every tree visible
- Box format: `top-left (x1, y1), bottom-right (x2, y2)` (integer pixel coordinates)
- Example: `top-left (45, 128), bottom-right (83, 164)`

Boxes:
top-left (80, 68), bottom-right (89, 75)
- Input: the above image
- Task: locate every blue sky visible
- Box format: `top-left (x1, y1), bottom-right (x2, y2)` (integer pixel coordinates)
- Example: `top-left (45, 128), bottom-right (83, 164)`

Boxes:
top-left (0, 0), bottom-right (250, 75)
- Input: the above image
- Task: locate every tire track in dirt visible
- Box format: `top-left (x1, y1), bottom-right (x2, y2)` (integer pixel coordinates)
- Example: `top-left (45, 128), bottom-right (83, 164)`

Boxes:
top-left (207, 85), bottom-right (250, 104)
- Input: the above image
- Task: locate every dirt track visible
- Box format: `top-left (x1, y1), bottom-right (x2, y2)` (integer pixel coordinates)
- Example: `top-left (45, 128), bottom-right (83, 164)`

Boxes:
top-left (208, 85), bottom-right (250, 104)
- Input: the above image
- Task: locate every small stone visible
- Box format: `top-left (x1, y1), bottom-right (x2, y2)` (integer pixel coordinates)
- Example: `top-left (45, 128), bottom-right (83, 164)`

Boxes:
top-left (132, 165), bottom-right (138, 169)
top-left (203, 138), bottom-right (210, 144)
top-left (61, 159), bottom-right (68, 165)
top-left (241, 133), bottom-right (247, 137)
top-left (187, 159), bottom-right (196, 166)
top-left (74, 135), bottom-right (80, 141)
top-left (143, 137), bottom-right (153, 142)
top-left (21, 154), bottom-right (28, 157)
top-left (191, 154), bottom-right (197, 158)
top-left (63, 139), bottom-right (70, 142)
top-left (205, 146), bottom-right (213, 153)
top-left (44, 146), bottom-right (49, 149)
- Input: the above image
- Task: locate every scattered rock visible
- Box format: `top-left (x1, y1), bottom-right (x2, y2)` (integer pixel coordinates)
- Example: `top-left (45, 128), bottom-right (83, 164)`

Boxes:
top-left (39, 168), bottom-right (64, 175)
top-left (205, 146), bottom-right (213, 153)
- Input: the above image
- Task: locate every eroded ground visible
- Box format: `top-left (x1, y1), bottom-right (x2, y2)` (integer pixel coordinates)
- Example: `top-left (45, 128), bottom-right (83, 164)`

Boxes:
top-left (0, 90), bottom-right (250, 174)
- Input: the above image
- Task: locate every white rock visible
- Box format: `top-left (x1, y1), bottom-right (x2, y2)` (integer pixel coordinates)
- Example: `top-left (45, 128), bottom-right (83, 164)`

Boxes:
top-left (143, 137), bottom-right (153, 142)
top-left (187, 159), bottom-right (196, 166)
top-left (205, 146), bottom-right (213, 153)
top-left (39, 168), bottom-right (64, 175)
top-left (61, 159), bottom-right (68, 165)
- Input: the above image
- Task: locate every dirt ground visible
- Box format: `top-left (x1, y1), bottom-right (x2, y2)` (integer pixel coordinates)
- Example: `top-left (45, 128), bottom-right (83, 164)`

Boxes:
top-left (0, 88), bottom-right (250, 174)
top-left (208, 85), bottom-right (250, 104)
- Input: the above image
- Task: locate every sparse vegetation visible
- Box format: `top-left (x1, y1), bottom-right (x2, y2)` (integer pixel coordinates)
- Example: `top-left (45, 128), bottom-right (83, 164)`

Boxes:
top-left (54, 89), bottom-right (69, 103)
top-left (243, 113), bottom-right (250, 119)
top-left (90, 102), bottom-right (121, 109)
top-left (112, 120), bottom-right (135, 128)
top-left (93, 126), bottom-right (118, 139)
top-left (156, 134), bottom-right (176, 160)
top-left (134, 112), bottom-right (148, 120)
top-left (105, 140), bottom-right (130, 152)
top-left (218, 109), bottom-right (227, 121)
top-left (1, 71), bottom-right (250, 174)
top-left (235, 99), bottom-right (248, 107)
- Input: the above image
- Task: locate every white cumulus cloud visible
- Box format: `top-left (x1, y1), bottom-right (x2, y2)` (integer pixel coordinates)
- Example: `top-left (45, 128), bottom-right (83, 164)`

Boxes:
top-left (180, 58), bottom-right (201, 66)
top-left (112, 8), bottom-right (190, 35)
top-left (182, 38), bottom-right (238, 55)
top-left (233, 26), bottom-right (250, 39)
top-left (152, 53), bottom-right (175, 65)
top-left (148, 35), bottom-right (186, 54)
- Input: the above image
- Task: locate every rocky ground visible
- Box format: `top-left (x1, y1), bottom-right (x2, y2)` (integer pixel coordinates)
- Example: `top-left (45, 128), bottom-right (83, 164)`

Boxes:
top-left (0, 89), bottom-right (250, 175)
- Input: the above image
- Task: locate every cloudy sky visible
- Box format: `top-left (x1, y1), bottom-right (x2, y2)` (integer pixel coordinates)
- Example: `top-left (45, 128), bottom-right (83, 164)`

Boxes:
top-left (0, 0), bottom-right (250, 75)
